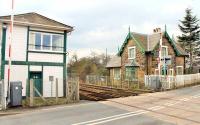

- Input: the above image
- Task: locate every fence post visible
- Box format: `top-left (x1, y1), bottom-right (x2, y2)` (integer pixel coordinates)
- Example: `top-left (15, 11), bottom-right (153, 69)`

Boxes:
top-left (106, 76), bottom-right (108, 86)
top-left (30, 79), bottom-right (34, 107)
top-left (2, 80), bottom-right (6, 110)
top-left (66, 78), bottom-right (69, 102)
top-left (56, 78), bottom-right (58, 104)
top-left (76, 77), bottom-right (79, 101)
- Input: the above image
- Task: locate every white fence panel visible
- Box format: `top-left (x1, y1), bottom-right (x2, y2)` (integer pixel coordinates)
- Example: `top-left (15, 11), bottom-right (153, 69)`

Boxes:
top-left (176, 75), bottom-right (184, 87)
top-left (145, 75), bottom-right (160, 90)
top-left (145, 73), bottom-right (200, 91)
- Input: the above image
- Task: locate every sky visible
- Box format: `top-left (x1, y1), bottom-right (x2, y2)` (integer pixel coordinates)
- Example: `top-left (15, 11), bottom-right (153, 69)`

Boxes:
top-left (0, 0), bottom-right (200, 58)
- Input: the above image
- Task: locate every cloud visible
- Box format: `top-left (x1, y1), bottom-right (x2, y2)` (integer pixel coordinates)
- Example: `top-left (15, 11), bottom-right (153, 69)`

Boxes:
top-left (0, 0), bottom-right (200, 57)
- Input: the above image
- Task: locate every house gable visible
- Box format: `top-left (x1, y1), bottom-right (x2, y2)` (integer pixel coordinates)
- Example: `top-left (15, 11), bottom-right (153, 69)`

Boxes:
top-left (118, 31), bottom-right (187, 57)
top-left (118, 32), bottom-right (146, 56)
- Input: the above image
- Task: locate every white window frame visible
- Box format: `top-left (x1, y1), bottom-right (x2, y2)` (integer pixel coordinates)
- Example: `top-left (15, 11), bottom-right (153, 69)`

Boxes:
top-left (113, 68), bottom-right (121, 80)
top-left (161, 46), bottom-right (168, 57)
top-left (155, 69), bottom-right (159, 75)
top-left (176, 66), bottom-right (183, 75)
top-left (169, 69), bottom-right (174, 76)
top-left (128, 46), bottom-right (136, 60)
top-left (29, 31), bottom-right (64, 53)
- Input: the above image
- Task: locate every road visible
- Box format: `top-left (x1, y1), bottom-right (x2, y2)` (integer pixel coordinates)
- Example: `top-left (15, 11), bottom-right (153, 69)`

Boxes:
top-left (1, 85), bottom-right (200, 125)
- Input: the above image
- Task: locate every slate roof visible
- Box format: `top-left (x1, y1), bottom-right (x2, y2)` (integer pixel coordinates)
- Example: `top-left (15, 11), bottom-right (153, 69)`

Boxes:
top-left (106, 56), bottom-right (121, 68)
top-left (0, 12), bottom-right (73, 32)
top-left (118, 31), bottom-right (188, 56)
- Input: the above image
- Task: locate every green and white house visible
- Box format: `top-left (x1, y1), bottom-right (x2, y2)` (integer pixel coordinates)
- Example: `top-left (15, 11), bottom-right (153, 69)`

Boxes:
top-left (0, 12), bottom-right (73, 97)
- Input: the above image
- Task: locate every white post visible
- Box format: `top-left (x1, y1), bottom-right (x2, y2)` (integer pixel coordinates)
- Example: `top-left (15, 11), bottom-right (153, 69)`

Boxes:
top-left (7, 0), bottom-right (15, 103)
top-left (30, 79), bottom-right (34, 107)
top-left (56, 78), bottom-right (58, 104)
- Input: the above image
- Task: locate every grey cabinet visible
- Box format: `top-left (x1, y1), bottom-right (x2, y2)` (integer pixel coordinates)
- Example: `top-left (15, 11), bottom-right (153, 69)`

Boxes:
top-left (10, 81), bottom-right (22, 106)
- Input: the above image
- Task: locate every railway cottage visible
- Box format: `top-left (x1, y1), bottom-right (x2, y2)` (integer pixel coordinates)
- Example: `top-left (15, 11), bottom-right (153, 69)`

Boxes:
top-left (0, 12), bottom-right (73, 97)
top-left (106, 28), bottom-right (188, 84)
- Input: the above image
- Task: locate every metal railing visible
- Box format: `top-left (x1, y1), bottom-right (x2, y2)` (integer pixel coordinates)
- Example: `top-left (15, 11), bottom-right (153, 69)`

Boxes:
top-left (86, 75), bottom-right (141, 90)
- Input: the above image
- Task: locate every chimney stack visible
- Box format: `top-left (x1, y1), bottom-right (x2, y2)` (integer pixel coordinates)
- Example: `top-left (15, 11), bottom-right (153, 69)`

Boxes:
top-left (153, 28), bottom-right (161, 33)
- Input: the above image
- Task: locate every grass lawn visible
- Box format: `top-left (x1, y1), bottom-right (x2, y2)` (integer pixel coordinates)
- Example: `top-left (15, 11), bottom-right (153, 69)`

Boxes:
top-left (22, 97), bottom-right (79, 107)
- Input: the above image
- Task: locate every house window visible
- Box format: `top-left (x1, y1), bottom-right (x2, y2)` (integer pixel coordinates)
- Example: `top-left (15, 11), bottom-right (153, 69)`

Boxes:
top-left (29, 31), bottom-right (64, 52)
top-left (162, 66), bottom-right (168, 75)
top-left (43, 34), bottom-right (51, 50)
top-left (161, 46), bottom-right (168, 57)
top-left (35, 33), bottom-right (41, 50)
top-left (176, 66), bottom-right (183, 75)
top-left (52, 35), bottom-right (64, 51)
top-left (125, 67), bottom-right (136, 81)
top-left (128, 46), bottom-right (136, 59)
top-left (113, 68), bottom-right (120, 80)
top-left (155, 69), bottom-right (159, 75)
top-left (169, 69), bottom-right (173, 76)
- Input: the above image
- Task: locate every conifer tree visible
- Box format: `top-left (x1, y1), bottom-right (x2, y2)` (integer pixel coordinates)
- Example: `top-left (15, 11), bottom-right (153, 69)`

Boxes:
top-left (178, 8), bottom-right (200, 73)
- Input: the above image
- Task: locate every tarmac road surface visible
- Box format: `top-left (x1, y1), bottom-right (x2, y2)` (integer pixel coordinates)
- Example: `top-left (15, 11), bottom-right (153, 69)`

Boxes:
top-left (1, 85), bottom-right (200, 125)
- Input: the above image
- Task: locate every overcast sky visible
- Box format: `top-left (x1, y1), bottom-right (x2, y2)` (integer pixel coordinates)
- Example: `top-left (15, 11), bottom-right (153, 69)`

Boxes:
top-left (0, 0), bottom-right (200, 58)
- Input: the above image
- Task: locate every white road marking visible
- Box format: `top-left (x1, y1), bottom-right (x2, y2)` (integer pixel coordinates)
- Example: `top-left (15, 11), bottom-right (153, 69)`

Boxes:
top-left (164, 102), bottom-right (175, 106)
top-left (192, 94), bottom-right (200, 98)
top-left (74, 92), bottom-right (200, 125)
top-left (72, 110), bottom-right (145, 125)
top-left (148, 106), bottom-right (164, 111)
top-left (87, 111), bottom-right (149, 125)
top-left (179, 98), bottom-right (190, 101)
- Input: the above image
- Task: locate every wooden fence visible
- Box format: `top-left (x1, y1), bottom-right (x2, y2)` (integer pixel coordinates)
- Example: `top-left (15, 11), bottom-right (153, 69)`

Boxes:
top-left (28, 77), bottom-right (79, 107)
top-left (145, 73), bottom-right (200, 90)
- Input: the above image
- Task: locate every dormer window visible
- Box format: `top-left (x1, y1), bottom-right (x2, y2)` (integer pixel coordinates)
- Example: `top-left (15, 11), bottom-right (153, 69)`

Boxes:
top-left (128, 46), bottom-right (136, 59)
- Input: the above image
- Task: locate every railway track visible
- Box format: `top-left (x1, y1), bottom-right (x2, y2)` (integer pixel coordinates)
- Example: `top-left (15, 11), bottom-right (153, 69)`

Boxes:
top-left (79, 84), bottom-right (140, 101)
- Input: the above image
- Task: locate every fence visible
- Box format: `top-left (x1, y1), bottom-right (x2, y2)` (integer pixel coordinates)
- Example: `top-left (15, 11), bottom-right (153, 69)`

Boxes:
top-left (86, 75), bottom-right (141, 90)
top-left (145, 73), bottom-right (200, 90)
top-left (28, 77), bottom-right (79, 107)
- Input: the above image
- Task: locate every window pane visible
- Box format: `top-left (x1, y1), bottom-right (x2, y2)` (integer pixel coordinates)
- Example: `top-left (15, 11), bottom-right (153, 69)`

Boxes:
top-left (52, 35), bottom-right (64, 51)
top-left (125, 67), bottom-right (135, 80)
top-left (29, 32), bottom-right (35, 50)
top-left (43, 34), bottom-right (51, 50)
top-left (162, 47), bottom-right (167, 57)
top-left (129, 48), bottom-right (135, 59)
top-left (177, 67), bottom-right (183, 75)
top-left (114, 68), bottom-right (120, 79)
top-left (35, 33), bottom-right (41, 50)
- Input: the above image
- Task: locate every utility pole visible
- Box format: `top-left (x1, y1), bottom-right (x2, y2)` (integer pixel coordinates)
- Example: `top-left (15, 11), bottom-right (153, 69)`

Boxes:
top-left (7, 0), bottom-right (14, 104)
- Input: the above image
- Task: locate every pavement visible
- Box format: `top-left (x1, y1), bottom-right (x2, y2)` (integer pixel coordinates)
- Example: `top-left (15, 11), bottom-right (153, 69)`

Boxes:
top-left (0, 85), bottom-right (200, 125)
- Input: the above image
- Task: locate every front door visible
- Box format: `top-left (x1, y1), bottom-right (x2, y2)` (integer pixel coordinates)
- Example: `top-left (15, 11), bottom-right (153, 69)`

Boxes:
top-left (30, 72), bottom-right (42, 97)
